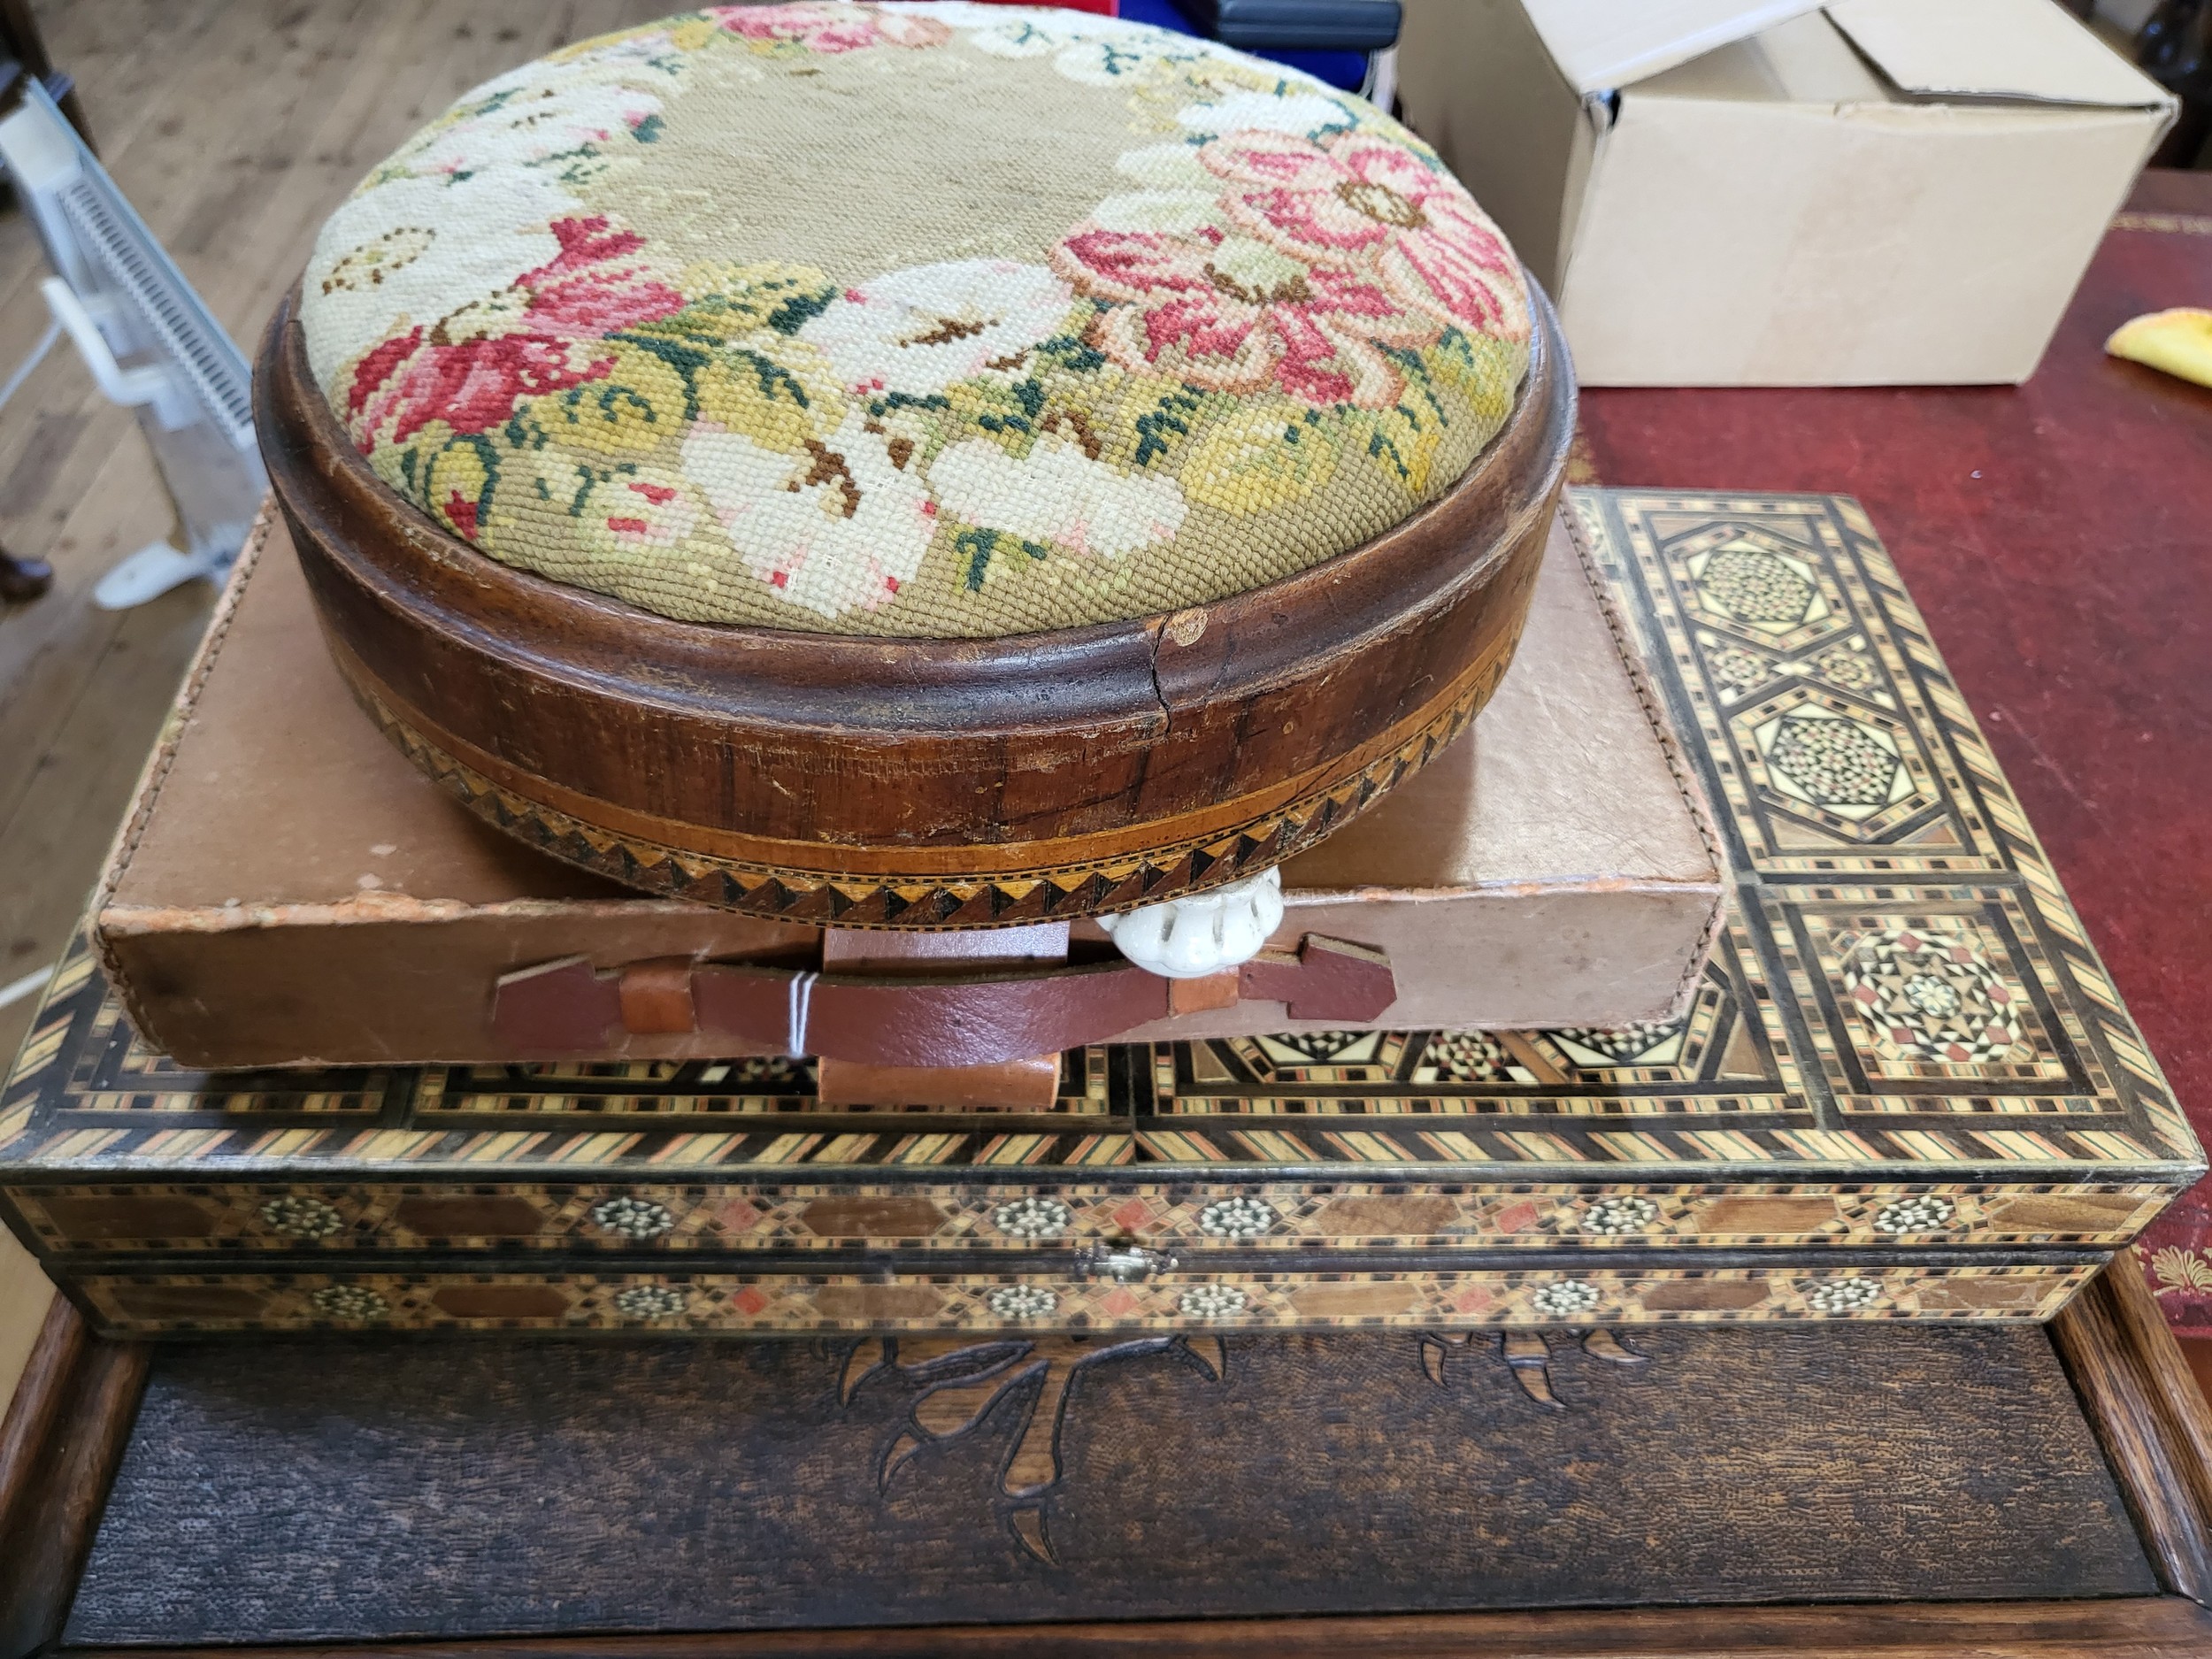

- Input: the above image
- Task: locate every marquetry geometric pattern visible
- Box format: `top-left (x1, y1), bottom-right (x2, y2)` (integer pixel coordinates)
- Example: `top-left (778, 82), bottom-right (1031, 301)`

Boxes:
top-left (72, 1260), bottom-right (2095, 1335)
top-left (1133, 494), bottom-right (2196, 1177)
top-left (4, 1179), bottom-right (2170, 1256)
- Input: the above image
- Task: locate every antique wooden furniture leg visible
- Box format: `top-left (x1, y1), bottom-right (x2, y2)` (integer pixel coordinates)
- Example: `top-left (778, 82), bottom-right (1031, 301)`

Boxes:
top-left (815, 924), bottom-right (1070, 1110)
top-left (0, 1297), bottom-right (149, 1657)
top-left (2051, 1257), bottom-right (2212, 1601)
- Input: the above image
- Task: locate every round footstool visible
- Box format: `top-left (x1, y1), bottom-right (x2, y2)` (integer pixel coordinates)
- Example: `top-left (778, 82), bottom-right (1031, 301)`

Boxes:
top-left (260, 3), bottom-right (1571, 966)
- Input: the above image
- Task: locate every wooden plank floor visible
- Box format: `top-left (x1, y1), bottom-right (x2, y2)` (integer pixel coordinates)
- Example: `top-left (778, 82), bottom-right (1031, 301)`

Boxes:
top-left (0, 0), bottom-right (680, 1392)
top-left (0, 0), bottom-right (678, 1070)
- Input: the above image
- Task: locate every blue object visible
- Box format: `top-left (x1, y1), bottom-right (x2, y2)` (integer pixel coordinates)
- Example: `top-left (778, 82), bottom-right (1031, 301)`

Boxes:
top-left (1172, 0), bottom-right (1400, 52)
top-left (1118, 0), bottom-right (1374, 93)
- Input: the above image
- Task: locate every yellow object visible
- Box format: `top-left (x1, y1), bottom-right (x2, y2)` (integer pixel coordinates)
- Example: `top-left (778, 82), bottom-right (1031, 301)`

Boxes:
top-left (2104, 308), bottom-right (2212, 389)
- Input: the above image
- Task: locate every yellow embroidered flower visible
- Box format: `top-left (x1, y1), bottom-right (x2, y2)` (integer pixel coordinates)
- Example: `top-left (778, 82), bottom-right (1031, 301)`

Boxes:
top-left (693, 346), bottom-right (845, 455)
top-left (419, 438), bottom-right (499, 542)
top-left (534, 340), bottom-right (689, 454)
top-left (1182, 400), bottom-right (1336, 515)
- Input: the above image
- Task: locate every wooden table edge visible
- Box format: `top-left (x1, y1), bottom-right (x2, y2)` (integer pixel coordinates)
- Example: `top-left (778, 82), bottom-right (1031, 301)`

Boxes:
top-left (7, 1262), bottom-right (2212, 1658)
top-left (42, 1596), bottom-right (2212, 1659)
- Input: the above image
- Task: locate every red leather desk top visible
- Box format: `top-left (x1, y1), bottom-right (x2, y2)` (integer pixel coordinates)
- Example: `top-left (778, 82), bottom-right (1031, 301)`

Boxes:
top-left (1578, 169), bottom-right (2212, 1332)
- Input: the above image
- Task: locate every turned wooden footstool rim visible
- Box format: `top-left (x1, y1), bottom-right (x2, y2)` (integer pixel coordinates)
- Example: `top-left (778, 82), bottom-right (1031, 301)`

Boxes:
top-left (259, 283), bottom-right (1573, 927)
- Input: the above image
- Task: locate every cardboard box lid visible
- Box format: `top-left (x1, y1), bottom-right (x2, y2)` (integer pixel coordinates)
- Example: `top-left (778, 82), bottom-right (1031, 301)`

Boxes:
top-left (1824, 0), bottom-right (2172, 110)
top-left (1524, 0), bottom-right (1826, 95)
top-left (1525, 0), bottom-right (2172, 108)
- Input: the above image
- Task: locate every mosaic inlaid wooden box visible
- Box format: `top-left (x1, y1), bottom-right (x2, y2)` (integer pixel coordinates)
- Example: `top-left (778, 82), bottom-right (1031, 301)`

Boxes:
top-left (2, 491), bottom-right (2196, 1337)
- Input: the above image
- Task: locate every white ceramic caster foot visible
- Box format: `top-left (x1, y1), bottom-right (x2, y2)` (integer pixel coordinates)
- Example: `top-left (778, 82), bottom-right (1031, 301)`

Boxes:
top-left (1097, 867), bottom-right (1283, 979)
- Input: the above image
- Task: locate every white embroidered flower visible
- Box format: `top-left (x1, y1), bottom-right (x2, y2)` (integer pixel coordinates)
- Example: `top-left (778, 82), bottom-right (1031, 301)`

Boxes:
top-left (541, 27), bottom-right (685, 74)
top-left (932, 436), bottom-right (1187, 561)
top-left (1049, 36), bottom-right (1183, 85)
top-left (682, 409), bottom-right (938, 619)
top-left (405, 74), bottom-right (665, 179)
top-left (935, 9), bottom-right (1224, 85)
top-left (1118, 142), bottom-right (1216, 190)
top-left (302, 171), bottom-right (574, 388)
top-left (890, 1), bottom-right (1024, 27)
top-left (955, 9), bottom-right (1110, 56)
top-left (798, 260), bottom-right (1073, 397)
top-left (1178, 90), bottom-right (1359, 139)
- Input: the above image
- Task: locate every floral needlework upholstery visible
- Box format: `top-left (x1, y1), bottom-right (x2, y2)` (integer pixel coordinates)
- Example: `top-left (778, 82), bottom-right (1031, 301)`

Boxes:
top-left (298, 3), bottom-right (1530, 637)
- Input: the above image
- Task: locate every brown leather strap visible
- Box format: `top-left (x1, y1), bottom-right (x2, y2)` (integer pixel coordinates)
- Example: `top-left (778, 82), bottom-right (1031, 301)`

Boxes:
top-left (491, 935), bottom-right (1396, 1063)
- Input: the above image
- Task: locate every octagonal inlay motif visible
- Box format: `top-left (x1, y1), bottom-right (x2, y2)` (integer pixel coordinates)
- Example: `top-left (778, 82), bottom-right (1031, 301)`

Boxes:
top-left (1677, 526), bottom-right (1842, 651)
top-left (1837, 923), bottom-right (2029, 1068)
top-left (1766, 711), bottom-right (1900, 808)
top-left (1697, 544), bottom-right (1819, 627)
top-left (1736, 687), bottom-right (1937, 840)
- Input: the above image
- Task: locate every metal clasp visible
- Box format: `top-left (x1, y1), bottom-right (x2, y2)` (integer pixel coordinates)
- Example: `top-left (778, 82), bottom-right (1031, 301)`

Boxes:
top-left (1075, 1243), bottom-right (1179, 1283)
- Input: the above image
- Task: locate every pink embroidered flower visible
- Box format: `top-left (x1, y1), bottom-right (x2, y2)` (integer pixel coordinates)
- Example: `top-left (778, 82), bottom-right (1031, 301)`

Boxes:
top-left (1202, 129), bottom-right (1527, 341)
top-left (347, 327), bottom-right (608, 449)
top-left (1051, 220), bottom-right (1435, 409)
top-left (519, 216), bottom-right (686, 338)
top-left (708, 4), bottom-right (949, 52)
top-left (342, 217), bottom-right (681, 450)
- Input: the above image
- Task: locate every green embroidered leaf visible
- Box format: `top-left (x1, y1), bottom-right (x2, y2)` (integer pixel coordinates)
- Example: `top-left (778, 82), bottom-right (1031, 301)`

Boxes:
top-left (869, 390), bottom-right (953, 418)
top-left (1133, 388), bottom-right (1204, 468)
top-left (766, 286), bottom-right (834, 335)
top-left (955, 525), bottom-right (1049, 591)
top-left (428, 432), bottom-right (502, 538)
top-left (1036, 331), bottom-right (1108, 375)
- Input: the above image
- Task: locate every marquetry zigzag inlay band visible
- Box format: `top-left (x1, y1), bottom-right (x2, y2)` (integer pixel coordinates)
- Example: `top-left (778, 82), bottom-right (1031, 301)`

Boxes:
top-left (332, 621), bottom-right (1525, 929)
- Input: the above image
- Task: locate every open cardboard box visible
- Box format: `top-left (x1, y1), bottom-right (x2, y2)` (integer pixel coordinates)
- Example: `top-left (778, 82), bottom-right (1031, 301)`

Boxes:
top-left (1399, 0), bottom-right (2175, 385)
top-left (88, 506), bottom-right (1722, 1069)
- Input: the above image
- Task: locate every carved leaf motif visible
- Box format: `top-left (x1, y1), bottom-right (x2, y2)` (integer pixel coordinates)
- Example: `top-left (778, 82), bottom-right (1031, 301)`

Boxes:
top-left (1419, 1327), bottom-right (1648, 1407)
top-left (842, 1333), bottom-right (1229, 1564)
top-left (2149, 1246), bottom-right (2212, 1294)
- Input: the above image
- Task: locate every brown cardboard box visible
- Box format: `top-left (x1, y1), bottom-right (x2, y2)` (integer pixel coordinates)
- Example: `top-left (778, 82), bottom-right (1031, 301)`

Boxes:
top-left (1398, 0), bottom-right (2175, 386)
top-left (89, 504), bottom-right (1721, 1068)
